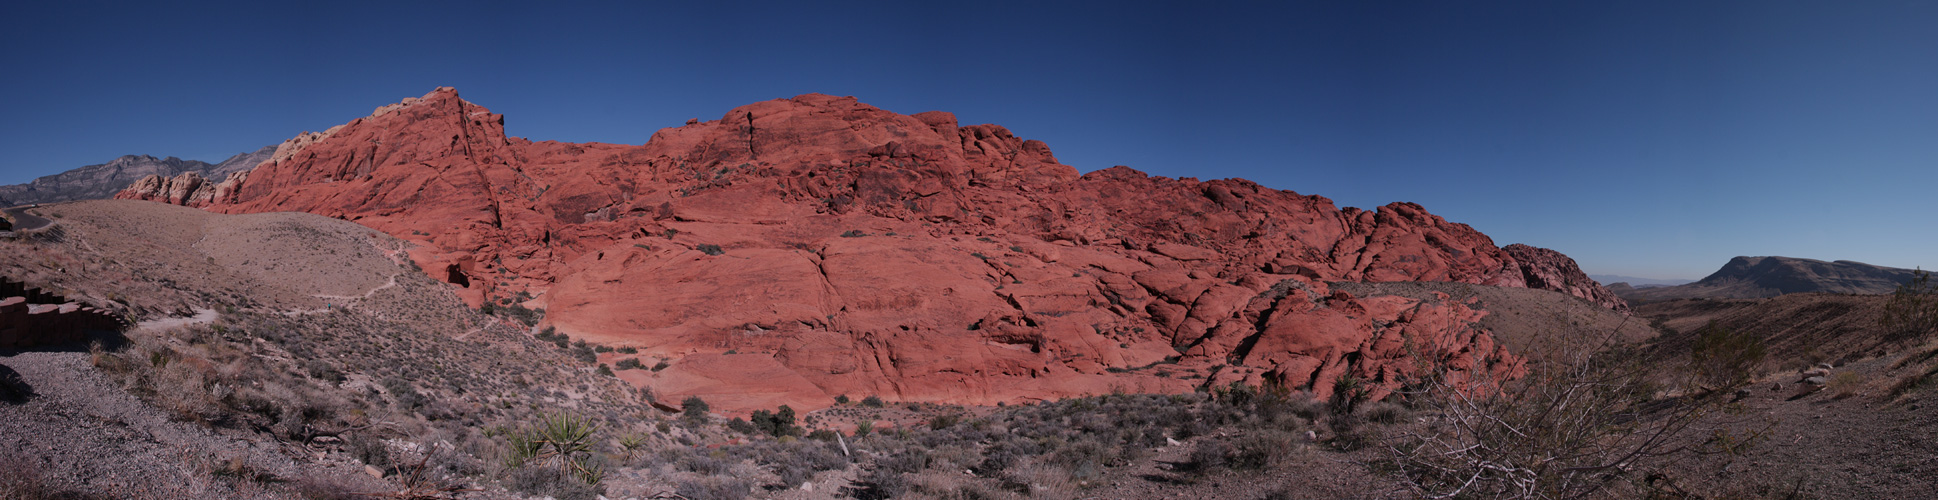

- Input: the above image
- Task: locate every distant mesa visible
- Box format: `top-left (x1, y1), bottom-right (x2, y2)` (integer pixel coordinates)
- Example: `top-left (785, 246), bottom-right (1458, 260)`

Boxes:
top-left (1613, 256), bottom-right (1922, 302)
top-left (2, 146), bottom-right (275, 206)
top-left (115, 86), bottom-right (1628, 413)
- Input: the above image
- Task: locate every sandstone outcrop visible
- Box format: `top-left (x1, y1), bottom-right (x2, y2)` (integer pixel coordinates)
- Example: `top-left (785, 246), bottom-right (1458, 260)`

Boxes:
top-left (118, 87), bottom-right (1621, 412)
top-left (119, 170), bottom-right (251, 207)
top-left (1504, 243), bottom-right (1630, 313)
top-left (8, 146), bottom-right (273, 205)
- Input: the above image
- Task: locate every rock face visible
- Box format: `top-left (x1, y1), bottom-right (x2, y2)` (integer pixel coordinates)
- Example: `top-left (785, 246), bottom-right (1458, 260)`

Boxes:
top-left (119, 170), bottom-right (251, 207)
top-left (119, 87), bottom-right (1623, 412)
top-left (1616, 256), bottom-right (1923, 303)
top-left (1504, 244), bottom-right (1631, 314)
top-left (7, 147), bottom-right (273, 206)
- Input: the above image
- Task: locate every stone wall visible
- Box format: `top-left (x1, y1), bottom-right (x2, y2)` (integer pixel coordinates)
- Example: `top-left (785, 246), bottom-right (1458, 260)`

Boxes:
top-left (0, 277), bottom-right (125, 349)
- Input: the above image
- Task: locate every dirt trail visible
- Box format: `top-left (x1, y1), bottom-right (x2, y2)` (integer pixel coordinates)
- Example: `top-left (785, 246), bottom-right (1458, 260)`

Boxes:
top-left (134, 308), bottom-right (218, 332)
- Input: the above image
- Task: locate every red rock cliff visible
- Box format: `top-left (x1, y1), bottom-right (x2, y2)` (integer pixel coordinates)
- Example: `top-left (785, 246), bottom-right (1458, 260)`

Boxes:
top-left (119, 88), bottom-right (1623, 413)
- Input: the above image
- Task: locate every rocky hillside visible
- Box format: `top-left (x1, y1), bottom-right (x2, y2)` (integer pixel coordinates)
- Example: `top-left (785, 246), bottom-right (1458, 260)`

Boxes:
top-left (1615, 256), bottom-right (1922, 303)
top-left (1, 146), bottom-right (273, 206)
top-left (120, 87), bottom-right (1626, 412)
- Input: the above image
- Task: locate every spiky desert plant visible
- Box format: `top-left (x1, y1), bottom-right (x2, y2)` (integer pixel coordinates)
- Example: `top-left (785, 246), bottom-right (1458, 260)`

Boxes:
top-left (506, 412), bottom-right (605, 485)
top-left (616, 432), bottom-right (647, 462)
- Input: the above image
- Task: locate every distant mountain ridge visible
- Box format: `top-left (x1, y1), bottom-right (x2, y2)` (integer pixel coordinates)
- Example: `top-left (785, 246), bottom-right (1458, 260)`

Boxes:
top-left (0, 146), bottom-right (274, 206)
top-left (1589, 274), bottom-right (1693, 288)
top-left (1612, 256), bottom-right (1922, 302)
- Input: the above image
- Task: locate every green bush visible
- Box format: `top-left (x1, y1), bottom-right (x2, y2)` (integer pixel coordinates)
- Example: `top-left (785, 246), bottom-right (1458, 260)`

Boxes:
top-left (682, 396), bottom-right (710, 421)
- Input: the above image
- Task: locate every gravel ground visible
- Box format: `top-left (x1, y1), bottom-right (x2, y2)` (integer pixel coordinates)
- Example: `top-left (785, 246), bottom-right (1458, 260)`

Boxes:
top-left (0, 346), bottom-right (302, 499)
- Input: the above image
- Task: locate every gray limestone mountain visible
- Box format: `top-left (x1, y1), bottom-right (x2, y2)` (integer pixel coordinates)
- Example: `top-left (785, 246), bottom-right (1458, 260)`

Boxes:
top-left (0, 146), bottom-right (274, 206)
top-left (1613, 256), bottom-right (1923, 302)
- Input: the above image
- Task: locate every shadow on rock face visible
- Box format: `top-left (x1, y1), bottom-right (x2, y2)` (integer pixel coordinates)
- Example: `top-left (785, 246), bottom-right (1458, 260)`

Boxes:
top-left (0, 363), bottom-right (32, 404)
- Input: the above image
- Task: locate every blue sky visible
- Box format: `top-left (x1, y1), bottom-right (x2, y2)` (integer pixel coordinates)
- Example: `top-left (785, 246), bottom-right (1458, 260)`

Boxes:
top-left (3, 1), bottom-right (1933, 279)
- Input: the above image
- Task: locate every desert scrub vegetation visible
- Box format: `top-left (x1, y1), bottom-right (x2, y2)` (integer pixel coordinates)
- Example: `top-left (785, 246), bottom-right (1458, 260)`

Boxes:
top-left (1380, 343), bottom-right (1775, 500)
top-left (829, 385), bottom-right (1369, 499)
top-left (85, 299), bottom-right (659, 498)
top-left (502, 412), bottom-right (609, 498)
top-left (1689, 320), bottom-right (1768, 390)
top-left (1882, 268), bottom-right (1937, 341)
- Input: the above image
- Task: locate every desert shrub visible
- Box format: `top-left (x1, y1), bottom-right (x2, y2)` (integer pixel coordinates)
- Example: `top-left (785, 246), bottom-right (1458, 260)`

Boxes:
top-left (594, 364), bottom-right (613, 377)
top-left (697, 244), bottom-right (724, 256)
top-left (760, 442), bottom-right (848, 487)
top-left (0, 454), bottom-right (108, 500)
top-left (504, 464), bottom-right (603, 500)
top-left (853, 419), bottom-right (873, 438)
top-left (1384, 346), bottom-right (1768, 500)
top-left (750, 405), bottom-right (800, 437)
top-left (861, 395), bottom-right (884, 408)
top-left (347, 432), bottom-right (393, 473)
top-left (1886, 364), bottom-right (1938, 400)
top-left (1883, 268), bottom-right (1938, 340)
top-left (302, 358), bottom-right (343, 382)
top-left (682, 396), bottom-right (710, 421)
top-left (381, 377), bottom-right (425, 410)
top-left (727, 417), bottom-right (757, 435)
top-left (834, 394), bottom-right (849, 404)
top-left (841, 229), bottom-right (866, 237)
top-left (1827, 371), bottom-right (1864, 399)
top-left (927, 413), bottom-right (960, 431)
top-left (290, 471), bottom-right (361, 500)
top-left (676, 476), bottom-right (752, 500)
top-left (1182, 438), bottom-right (1231, 473)
top-left (676, 452), bottom-right (732, 475)
top-left (1691, 321), bottom-right (1767, 389)
top-left (1228, 431), bottom-right (1296, 470)
top-left (1362, 401), bottom-right (1410, 424)
top-left (616, 346), bottom-right (638, 354)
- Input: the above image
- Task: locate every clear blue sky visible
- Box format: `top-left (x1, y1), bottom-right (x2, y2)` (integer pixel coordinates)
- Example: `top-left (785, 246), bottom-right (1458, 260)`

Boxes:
top-left (3, 1), bottom-right (1933, 279)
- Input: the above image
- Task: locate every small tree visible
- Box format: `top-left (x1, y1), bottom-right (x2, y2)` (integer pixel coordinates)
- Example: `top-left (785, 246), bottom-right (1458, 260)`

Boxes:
top-left (681, 396), bottom-right (710, 422)
top-left (1883, 268), bottom-right (1938, 340)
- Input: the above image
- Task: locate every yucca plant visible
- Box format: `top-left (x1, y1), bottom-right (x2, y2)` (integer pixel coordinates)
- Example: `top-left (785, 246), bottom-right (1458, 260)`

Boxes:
top-left (616, 432), bottom-right (647, 462)
top-left (505, 412), bottom-right (605, 485)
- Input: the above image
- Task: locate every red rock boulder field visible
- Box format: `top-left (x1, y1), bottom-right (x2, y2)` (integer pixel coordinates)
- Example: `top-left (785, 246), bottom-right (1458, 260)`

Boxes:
top-left (120, 87), bottom-right (1625, 414)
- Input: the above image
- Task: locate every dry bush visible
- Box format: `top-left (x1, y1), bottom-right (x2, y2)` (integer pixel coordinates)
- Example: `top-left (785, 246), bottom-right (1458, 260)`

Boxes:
top-left (1383, 344), bottom-right (1771, 500)
top-left (1827, 371), bottom-right (1864, 399)
top-left (0, 455), bottom-right (106, 500)
top-left (1881, 268), bottom-right (1937, 340)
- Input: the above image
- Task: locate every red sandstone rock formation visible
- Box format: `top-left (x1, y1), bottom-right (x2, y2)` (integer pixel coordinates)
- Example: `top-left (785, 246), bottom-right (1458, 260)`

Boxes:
top-left (118, 88), bottom-right (1619, 413)
top-left (1504, 244), bottom-right (1631, 314)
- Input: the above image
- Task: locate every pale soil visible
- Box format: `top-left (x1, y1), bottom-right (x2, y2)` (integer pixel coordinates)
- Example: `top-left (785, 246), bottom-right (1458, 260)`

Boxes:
top-left (0, 345), bottom-right (386, 499)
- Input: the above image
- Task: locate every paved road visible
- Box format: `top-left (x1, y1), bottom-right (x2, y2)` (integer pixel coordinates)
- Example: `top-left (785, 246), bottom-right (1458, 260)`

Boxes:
top-left (3, 205), bottom-right (52, 231)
